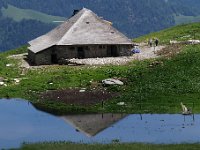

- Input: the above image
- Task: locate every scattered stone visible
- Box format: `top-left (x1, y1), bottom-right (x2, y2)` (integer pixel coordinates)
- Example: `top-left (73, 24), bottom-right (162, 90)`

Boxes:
top-left (14, 78), bottom-right (20, 83)
top-left (187, 40), bottom-right (200, 44)
top-left (0, 82), bottom-right (5, 86)
top-left (79, 89), bottom-right (86, 93)
top-left (181, 35), bottom-right (191, 39)
top-left (79, 88), bottom-right (86, 92)
top-left (117, 102), bottom-right (125, 106)
top-left (102, 78), bottom-right (124, 86)
top-left (6, 64), bottom-right (13, 67)
top-left (49, 83), bottom-right (53, 85)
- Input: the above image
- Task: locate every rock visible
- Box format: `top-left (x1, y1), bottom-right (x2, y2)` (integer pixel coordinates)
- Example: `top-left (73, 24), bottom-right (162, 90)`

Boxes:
top-left (117, 102), bottom-right (125, 106)
top-left (170, 40), bottom-right (180, 44)
top-left (79, 88), bottom-right (86, 92)
top-left (14, 78), bottom-right (20, 83)
top-left (0, 82), bottom-right (4, 86)
top-left (6, 64), bottom-right (13, 67)
top-left (187, 40), bottom-right (200, 44)
top-left (79, 89), bottom-right (86, 93)
top-left (102, 78), bottom-right (124, 85)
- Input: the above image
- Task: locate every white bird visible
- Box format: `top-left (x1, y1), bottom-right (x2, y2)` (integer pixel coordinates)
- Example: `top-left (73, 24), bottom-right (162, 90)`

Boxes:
top-left (180, 102), bottom-right (192, 115)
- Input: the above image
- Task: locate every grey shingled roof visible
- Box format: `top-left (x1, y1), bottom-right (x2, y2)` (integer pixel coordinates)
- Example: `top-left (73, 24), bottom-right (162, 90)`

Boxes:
top-left (28, 8), bottom-right (133, 53)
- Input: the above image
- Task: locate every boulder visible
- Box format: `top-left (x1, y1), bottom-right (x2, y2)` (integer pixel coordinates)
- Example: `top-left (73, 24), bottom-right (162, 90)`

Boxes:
top-left (6, 64), bottom-right (13, 67)
top-left (14, 78), bottom-right (20, 83)
top-left (187, 40), bottom-right (200, 44)
top-left (0, 82), bottom-right (5, 86)
top-left (117, 102), bottom-right (125, 106)
top-left (102, 78), bottom-right (124, 86)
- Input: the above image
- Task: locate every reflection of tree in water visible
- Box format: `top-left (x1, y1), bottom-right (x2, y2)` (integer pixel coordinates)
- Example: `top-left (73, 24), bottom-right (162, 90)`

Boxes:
top-left (61, 113), bottom-right (127, 137)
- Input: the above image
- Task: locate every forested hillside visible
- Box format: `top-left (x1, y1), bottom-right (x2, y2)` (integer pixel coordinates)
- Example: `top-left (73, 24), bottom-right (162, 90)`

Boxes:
top-left (0, 1), bottom-right (54, 52)
top-left (0, 0), bottom-right (200, 52)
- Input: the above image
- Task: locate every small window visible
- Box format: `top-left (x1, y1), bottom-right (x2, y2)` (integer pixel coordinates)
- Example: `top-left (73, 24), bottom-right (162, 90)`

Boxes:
top-left (111, 31), bottom-right (114, 34)
top-left (86, 21), bottom-right (90, 24)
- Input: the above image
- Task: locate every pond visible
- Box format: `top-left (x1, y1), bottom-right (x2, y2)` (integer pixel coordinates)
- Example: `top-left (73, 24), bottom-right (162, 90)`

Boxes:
top-left (0, 99), bottom-right (200, 149)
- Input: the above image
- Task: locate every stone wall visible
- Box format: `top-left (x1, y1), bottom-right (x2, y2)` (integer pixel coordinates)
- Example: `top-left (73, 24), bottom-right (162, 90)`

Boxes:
top-left (56, 46), bottom-right (77, 59)
top-left (28, 50), bottom-right (35, 64)
top-left (118, 45), bottom-right (132, 56)
top-left (30, 44), bottom-right (133, 65)
top-left (56, 45), bottom-right (108, 59)
top-left (35, 48), bottom-right (52, 65)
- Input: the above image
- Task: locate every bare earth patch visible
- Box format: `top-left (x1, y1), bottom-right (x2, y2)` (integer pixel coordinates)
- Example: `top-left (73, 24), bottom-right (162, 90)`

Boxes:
top-left (40, 89), bottom-right (119, 106)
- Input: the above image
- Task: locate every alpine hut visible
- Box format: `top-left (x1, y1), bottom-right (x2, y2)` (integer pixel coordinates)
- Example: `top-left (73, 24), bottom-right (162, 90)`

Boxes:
top-left (28, 8), bottom-right (133, 65)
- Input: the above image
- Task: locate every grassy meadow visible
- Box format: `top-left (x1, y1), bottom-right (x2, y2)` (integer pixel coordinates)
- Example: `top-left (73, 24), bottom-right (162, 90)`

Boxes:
top-left (19, 142), bottom-right (200, 150)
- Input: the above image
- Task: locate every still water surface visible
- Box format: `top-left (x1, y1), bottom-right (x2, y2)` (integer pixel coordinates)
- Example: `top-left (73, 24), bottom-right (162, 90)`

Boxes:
top-left (0, 99), bottom-right (200, 149)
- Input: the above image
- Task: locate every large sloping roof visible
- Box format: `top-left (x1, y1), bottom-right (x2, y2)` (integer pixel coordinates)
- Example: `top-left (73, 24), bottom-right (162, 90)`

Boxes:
top-left (28, 8), bottom-right (133, 53)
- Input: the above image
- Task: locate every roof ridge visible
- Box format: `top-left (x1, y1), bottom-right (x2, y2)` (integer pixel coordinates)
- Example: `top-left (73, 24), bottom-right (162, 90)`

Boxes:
top-left (57, 9), bottom-right (90, 45)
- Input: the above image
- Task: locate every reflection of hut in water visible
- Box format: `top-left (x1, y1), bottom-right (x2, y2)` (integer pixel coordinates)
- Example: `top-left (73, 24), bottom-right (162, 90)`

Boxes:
top-left (61, 113), bottom-right (127, 137)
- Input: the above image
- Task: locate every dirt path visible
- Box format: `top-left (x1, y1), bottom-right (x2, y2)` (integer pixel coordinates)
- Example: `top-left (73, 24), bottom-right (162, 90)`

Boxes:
top-left (133, 44), bottom-right (165, 60)
top-left (8, 44), bottom-right (166, 68)
top-left (69, 44), bottom-right (165, 65)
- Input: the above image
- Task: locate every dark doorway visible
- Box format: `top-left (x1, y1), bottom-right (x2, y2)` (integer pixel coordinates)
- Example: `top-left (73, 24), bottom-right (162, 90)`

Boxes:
top-left (51, 53), bottom-right (58, 64)
top-left (107, 45), bottom-right (118, 57)
top-left (78, 47), bottom-right (85, 59)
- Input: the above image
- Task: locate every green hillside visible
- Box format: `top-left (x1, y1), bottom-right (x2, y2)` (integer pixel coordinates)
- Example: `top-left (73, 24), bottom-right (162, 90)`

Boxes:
top-left (134, 22), bottom-right (200, 44)
top-left (0, 23), bottom-right (200, 114)
top-left (1, 4), bottom-right (66, 23)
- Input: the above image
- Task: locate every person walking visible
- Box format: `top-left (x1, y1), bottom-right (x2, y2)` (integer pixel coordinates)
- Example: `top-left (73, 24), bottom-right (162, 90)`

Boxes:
top-left (148, 38), bottom-right (153, 47)
top-left (155, 38), bottom-right (159, 46)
